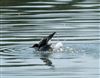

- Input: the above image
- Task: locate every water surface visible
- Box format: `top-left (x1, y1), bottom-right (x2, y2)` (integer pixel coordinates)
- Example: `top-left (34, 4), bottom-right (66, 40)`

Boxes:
top-left (0, 0), bottom-right (100, 78)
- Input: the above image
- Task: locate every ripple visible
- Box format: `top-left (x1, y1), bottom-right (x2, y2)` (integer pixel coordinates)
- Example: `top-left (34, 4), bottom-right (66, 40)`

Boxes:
top-left (0, 64), bottom-right (45, 67)
top-left (4, 5), bottom-right (54, 8)
top-left (27, 1), bottom-right (67, 4)
top-left (73, 4), bottom-right (99, 7)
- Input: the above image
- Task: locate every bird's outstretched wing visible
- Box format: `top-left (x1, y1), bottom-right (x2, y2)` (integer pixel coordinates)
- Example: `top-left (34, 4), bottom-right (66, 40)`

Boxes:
top-left (47, 32), bottom-right (56, 42)
top-left (38, 32), bottom-right (56, 48)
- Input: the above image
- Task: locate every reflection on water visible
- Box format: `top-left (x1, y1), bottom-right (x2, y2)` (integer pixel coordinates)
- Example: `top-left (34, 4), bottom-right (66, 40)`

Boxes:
top-left (0, 0), bottom-right (100, 78)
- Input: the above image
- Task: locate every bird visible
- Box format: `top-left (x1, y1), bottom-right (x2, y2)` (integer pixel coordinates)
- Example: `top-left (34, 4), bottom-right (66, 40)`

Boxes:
top-left (31, 32), bottom-right (64, 66)
top-left (32, 32), bottom-right (56, 51)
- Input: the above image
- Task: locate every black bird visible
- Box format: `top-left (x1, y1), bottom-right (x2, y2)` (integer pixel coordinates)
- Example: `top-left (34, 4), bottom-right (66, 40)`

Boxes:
top-left (32, 32), bottom-right (56, 51)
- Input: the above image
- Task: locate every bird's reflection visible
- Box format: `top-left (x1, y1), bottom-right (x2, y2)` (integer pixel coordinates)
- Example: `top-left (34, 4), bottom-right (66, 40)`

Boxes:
top-left (40, 57), bottom-right (52, 66)
top-left (39, 51), bottom-right (54, 67)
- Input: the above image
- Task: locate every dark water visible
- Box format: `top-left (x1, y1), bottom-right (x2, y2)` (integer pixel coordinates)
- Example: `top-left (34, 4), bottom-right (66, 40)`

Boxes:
top-left (0, 0), bottom-right (100, 78)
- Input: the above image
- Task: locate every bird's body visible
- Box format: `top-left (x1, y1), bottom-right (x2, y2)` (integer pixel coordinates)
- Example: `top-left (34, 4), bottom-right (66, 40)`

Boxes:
top-left (32, 32), bottom-right (56, 51)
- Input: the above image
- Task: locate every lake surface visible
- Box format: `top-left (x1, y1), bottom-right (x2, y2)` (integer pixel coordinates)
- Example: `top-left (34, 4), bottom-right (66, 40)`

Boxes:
top-left (0, 0), bottom-right (100, 78)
